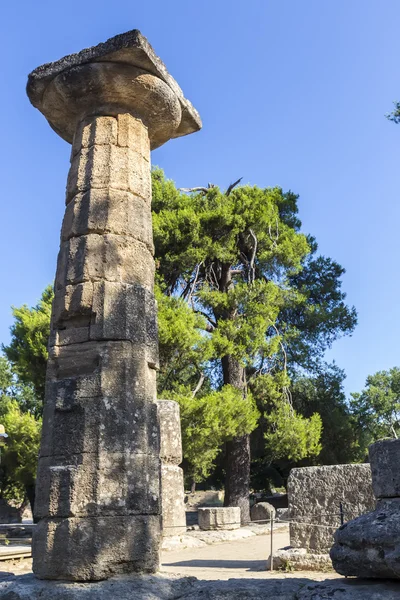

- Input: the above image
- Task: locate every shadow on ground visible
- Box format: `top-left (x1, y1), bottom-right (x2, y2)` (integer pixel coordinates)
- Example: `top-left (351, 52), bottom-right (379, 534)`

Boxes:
top-left (163, 558), bottom-right (266, 571)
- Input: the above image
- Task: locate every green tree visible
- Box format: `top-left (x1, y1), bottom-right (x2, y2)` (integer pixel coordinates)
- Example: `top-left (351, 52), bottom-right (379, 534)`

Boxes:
top-left (290, 364), bottom-right (362, 465)
top-left (152, 169), bottom-right (313, 521)
top-left (0, 358), bottom-right (41, 513)
top-left (164, 386), bottom-right (259, 489)
top-left (386, 101), bottom-right (400, 124)
top-left (152, 169), bottom-right (357, 517)
top-left (351, 367), bottom-right (400, 451)
top-left (3, 286), bottom-right (53, 405)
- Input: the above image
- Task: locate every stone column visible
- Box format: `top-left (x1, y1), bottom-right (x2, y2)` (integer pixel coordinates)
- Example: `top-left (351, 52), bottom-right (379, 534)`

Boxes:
top-left (27, 30), bottom-right (201, 582)
top-left (331, 439), bottom-right (400, 578)
top-left (156, 401), bottom-right (186, 536)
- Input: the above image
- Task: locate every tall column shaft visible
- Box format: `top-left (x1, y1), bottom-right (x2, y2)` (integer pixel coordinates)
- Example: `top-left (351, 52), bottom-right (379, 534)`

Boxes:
top-left (33, 114), bottom-right (161, 581)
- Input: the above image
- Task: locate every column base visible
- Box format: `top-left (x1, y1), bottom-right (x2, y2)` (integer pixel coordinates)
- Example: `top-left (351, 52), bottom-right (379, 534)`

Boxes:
top-left (33, 515), bottom-right (161, 581)
top-left (330, 498), bottom-right (400, 578)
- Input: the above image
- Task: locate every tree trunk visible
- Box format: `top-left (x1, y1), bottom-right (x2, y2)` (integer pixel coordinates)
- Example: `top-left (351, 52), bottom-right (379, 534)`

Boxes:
top-left (221, 354), bottom-right (251, 524)
top-left (25, 483), bottom-right (38, 523)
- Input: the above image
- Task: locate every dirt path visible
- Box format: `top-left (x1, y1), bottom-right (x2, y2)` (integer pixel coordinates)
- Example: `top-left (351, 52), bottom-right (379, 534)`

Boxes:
top-left (161, 529), bottom-right (339, 581)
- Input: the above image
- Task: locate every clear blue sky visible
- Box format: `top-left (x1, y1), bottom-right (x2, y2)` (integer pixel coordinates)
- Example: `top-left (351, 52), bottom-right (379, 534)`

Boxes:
top-left (0, 1), bottom-right (399, 396)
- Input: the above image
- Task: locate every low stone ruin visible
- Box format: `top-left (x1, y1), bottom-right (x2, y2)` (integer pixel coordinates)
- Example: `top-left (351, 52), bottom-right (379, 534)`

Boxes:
top-left (156, 400), bottom-right (186, 536)
top-left (288, 463), bottom-right (374, 553)
top-left (198, 507), bottom-right (241, 530)
top-left (331, 439), bottom-right (400, 578)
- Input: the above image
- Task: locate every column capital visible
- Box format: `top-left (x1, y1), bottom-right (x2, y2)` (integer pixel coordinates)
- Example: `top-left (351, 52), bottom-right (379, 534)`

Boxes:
top-left (27, 29), bottom-right (202, 149)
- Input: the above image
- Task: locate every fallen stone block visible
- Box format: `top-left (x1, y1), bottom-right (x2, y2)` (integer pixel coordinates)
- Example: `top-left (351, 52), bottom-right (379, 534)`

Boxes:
top-left (266, 547), bottom-right (332, 572)
top-left (250, 501), bottom-right (275, 523)
top-left (198, 507), bottom-right (240, 531)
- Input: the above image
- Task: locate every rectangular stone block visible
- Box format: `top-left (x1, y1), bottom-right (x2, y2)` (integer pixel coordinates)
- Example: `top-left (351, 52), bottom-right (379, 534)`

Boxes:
top-left (35, 452), bottom-right (160, 519)
top-left (49, 282), bottom-right (159, 366)
top-left (71, 116), bottom-right (118, 158)
top-left (89, 282), bottom-right (158, 357)
top-left (287, 464), bottom-right (375, 552)
top-left (117, 113), bottom-right (150, 155)
top-left (61, 189), bottom-right (154, 251)
top-left (66, 144), bottom-right (151, 203)
top-left (198, 507), bottom-right (241, 531)
top-left (32, 514), bottom-right (161, 580)
top-left (161, 464), bottom-right (186, 536)
top-left (157, 400), bottom-right (183, 464)
top-left (39, 342), bottom-right (159, 458)
top-left (55, 234), bottom-right (154, 290)
top-left (369, 439), bottom-right (400, 498)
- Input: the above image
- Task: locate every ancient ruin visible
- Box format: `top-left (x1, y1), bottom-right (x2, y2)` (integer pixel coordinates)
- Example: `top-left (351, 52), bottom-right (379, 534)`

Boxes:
top-left (331, 439), bottom-right (400, 578)
top-left (288, 464), bottom-right (374, 553)
top-left (27, 30), bottom-right (201, 581)
top-left (157, 400), bottom-right (186, 536)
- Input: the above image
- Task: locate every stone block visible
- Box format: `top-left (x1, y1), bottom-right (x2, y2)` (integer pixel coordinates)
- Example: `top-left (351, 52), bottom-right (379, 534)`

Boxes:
top-left (66, 144), bottom-right (151, 203)
top-left (331, 497), bottom-right (400, 578)
top-left (198, 507), bottom-right (241, 531)
top-left (32, 514), bottom-right (161, 580)
top-left (50, 282), bottom-right (159, 364)
top-left (161, 464), bottom-right (186, 536)
top-left (62, 189), bottom-right (153, 250)
top-left (250, 502), bottom-right (275, 523)
top-left (39, 342), bottom-right (159, 458)
top-left (117, 113), bottom-right (150, 154)
top-left (288, 464), bottom-right (375, 553)
top-left (55, 234), bottom-right (155, 290)
top-left (35, 452), bottom-right (160, 519)
top-left (369, 439), bottom-right (400, 498)
top-left (71, 116), bottom-right (118, 157)
top-left (157, 400), bottom-right (183, 464)
top-left (266, 547), bottom-right (332, 572)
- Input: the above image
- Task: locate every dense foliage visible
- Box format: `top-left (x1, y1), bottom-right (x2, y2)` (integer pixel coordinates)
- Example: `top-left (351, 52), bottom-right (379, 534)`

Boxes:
top-left (3, 286), bottom-right (53, 405)
top-left (0, 357), bottom-right (41, 510)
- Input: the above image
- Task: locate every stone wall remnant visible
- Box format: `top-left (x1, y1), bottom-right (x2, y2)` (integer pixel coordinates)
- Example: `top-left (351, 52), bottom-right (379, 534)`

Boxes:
top-left (156, 400), bottom-right (186, 536)
top-left (26, 29), bottom-right (201, 581)
top-left (288, 464), bottom-right (374, 553)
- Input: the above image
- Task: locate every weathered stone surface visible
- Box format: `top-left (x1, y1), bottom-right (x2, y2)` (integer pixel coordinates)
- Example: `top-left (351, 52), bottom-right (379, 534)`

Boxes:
top-left (50, 282), bottom-right (159, 363)
top-left (198, 507), bottom-right (241, 531)
top-left (250, 502), bottom-right (276, 523)
top-left (331, 497), bottom-right (400, 578)
top-left (55, 234), bottom-right (155, 290)
top-left (157, 401), bottom-right (186, 536)
top-left (288, 464), bottom-right (375, 552)
top-left (2, 573), bottom-right (400, 600)
top-left (157, 400), bottom-right (183, 464)
top-left (369, 438), bottom-right (400, 498)
top-left (266, 547), bottom-right (332, 572)
top-left (35, 452), bottom-right (160, 518)
top-left (39, 344), bottom-right (159, 459)
top-left (66, 135), bottom-right (151, 202)
top-left (62, 189), bottom-right (153, 249)
top-left (33, 515), bottom-right (161, 580)
top-left (161, 464), bottom-right (186, 536)
top-left (27, 30), bottom-right (201, 149)
top-left (28, 29), bottom-right (202, 581)
top-left (330, 440), bottom-right (400, 579)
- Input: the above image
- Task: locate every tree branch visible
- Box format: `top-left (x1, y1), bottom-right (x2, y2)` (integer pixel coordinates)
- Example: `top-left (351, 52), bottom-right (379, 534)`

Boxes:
top-left (195, 310), bottom-right (216, 329)
top-left (192, 373), bottom-right (205, 397)
top-left (179, 184), bottom-right (216, 194)
top-left (248, 228), bottom-right (258, 284)
top-left (226, 177), bottom-right (242, 196)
